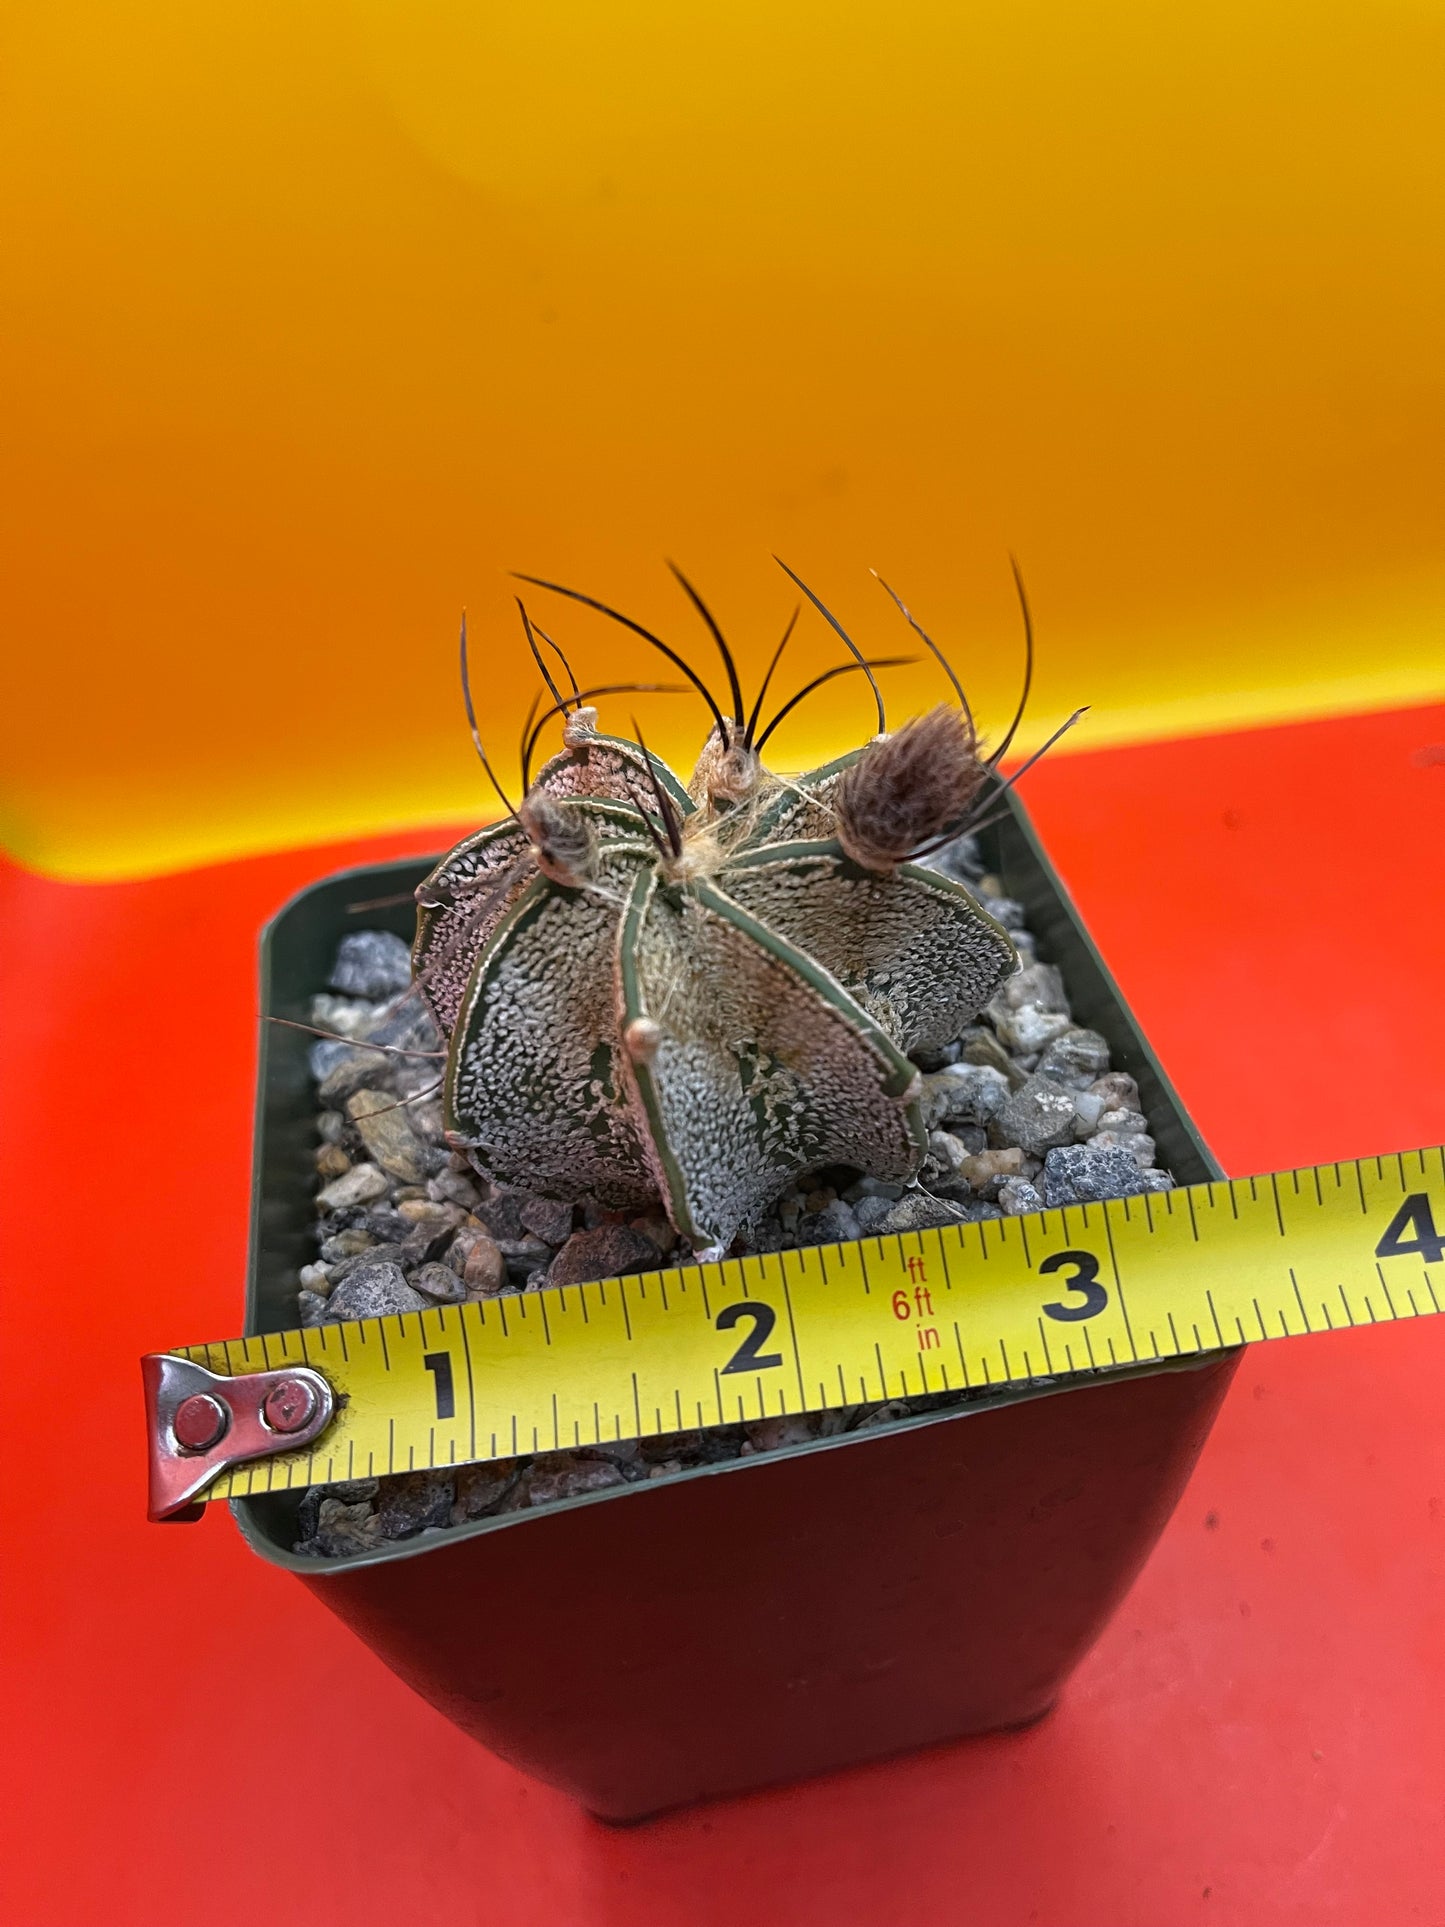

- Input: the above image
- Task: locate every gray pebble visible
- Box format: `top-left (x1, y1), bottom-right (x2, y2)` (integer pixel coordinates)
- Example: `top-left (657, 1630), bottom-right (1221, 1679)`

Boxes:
top-left (548, 1224), bottom-right (660, 1289)
top-left (323, 1260), bottom-right (427, 1322)
top-left (921, 832), bottom-right (985, 881)
top-left (328, 1241), bottom-right (409, 1284)
top-left (315, 1161), bottom-right (390, 1213)
top-left (1093, 1129), bottom-right (1157, 1171)
top-left (920, 1062), bottom-right (1011, 1129)
top-left (853, 1194), bottom-right (897, 1233)
top-left (519, 1195), bottom-right (576, 1246)
top-left (955, 1027), bottom-right (1025, 1086)
top-left (849, 1399), bottom-right (914, 1430)
top-left (311, 1497), bottom-right (380, 1558)
top-left (316, 1045), bottom-right (391, 1109)
top-left (428, 1169), bottom-right (481, 1209)
top-left (356, 1207), bottom-right (414, 1244)
top-left (497, 1237), bottom-right (556, 1279)
top-left (998, 1177), bottom-right (1045, 1216)
top-left (310, 991), bottom-right (381, 1037)
top-left (330, 930), bottom-right (413, 1001)
top-left (346, 1089), bottom-right (429, 1185)
top-left (797, 1198), bottom-right (862, 1246)
top-left (525, 1453), bottom-right (628, 1507)
top-left (927, 1129), bottom-right (971, 1174)
top-left (297, 1289), bottom-right (329, 1327)
top-left (375, 1471), bottom-right (455, 1538)
top-left (309, 1037), bottom-right (362, 1088)
top-left (452, 1462), bottom-right (527, 1521)
top-left (744, 1218), bottom-right (791, 1254)
top-left (314, 1142), bottom-right (351, 1181)
top-left (745, 1416), bottom-right (819, 1451)
top-left (876, 1192), bottom-right (969, 1235)
top-left (630, 1214), bottom-right (678, 1255)
top-left (1090, 1070), bottom-right (1141, 1112)
top-left (317, 1110), bottom-right (346, 1145)
top-left (400, 1221), bottom-right (457, 1269)
top-left (322, 1000), bottom-right (441, 1111)
top-left (990, 1074), bottom-right (1079, 1155)
top-left (1037, 1028), bottom-right (1113, 1088)
top-left (1000, 961), bottom-right (1070, 1014)
top-left (845, 1175), bottom-right (906, 1203)
top-left (979, 893), bottom-right (1027, 930)
top-left (330, 1478), bottom-right (380, 1502)
top-left (994, 1004), bottom-right (1075, 1055)
top-left (910, 1040), bottom-right (963, 1072)
top-left (473, 1186), bottom-right (537, 1243)
top-left (1040, 1143), bottom-right (1149, 1208)
top-left (962, 1199), bottom-right (1003, 1221)
top-left (581, 1439), bottom-right (645, 1469)
top-left (319, 1227), bottom-right (374, 1264)
top-left (409, 1261), bottom-right (467, 1304)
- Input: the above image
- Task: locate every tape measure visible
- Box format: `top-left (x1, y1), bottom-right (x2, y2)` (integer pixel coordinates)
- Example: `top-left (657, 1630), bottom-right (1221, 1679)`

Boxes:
top-left (143, 1147), bottom-right (1445, 1519)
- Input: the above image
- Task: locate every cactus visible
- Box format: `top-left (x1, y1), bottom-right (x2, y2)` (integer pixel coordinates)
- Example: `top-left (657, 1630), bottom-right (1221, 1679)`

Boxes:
top-left (413, 567), bottom-right (1069, 1254)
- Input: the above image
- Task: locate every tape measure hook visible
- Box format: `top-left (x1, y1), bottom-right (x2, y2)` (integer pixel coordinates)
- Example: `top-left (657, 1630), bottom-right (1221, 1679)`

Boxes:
top-left (142, 1353), bottom-right (335, 1521)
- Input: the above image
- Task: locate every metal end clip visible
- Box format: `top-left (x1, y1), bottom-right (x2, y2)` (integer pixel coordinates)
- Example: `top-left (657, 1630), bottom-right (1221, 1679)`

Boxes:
top-left (142, 1354), bottom-right (335, 1522)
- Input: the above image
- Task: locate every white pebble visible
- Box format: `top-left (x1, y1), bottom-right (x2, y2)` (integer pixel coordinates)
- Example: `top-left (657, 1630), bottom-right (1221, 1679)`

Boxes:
top-left (928, 1130), bottom-right (970, 1174)
top-left (995, 1005), bottom-right (1075, 1054)
top-left (959, 1148), bottom-right (1026, 1189)
top-left (1092, 1129), bottom-right (1157, 1170)
top-left (299, 1262), bottom-right (333, 1297)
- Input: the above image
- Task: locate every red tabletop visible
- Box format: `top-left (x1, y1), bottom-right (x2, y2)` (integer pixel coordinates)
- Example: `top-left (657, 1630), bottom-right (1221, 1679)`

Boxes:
top-left (3, 703), bottom-right (1443, 1926)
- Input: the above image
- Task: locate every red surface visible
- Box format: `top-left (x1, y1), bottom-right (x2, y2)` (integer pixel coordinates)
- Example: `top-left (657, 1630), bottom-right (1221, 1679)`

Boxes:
top-left (3, 705), bottom-right (1443, 1926)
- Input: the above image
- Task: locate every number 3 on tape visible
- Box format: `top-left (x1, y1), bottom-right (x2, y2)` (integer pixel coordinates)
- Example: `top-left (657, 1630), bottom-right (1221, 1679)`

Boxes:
top-left (1039, 1251), bottom-right (1110, 1322)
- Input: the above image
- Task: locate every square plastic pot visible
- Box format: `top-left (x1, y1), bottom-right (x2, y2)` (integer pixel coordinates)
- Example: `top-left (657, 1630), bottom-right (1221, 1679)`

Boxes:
top-left (235, 795), bottom-right (1240, 1820)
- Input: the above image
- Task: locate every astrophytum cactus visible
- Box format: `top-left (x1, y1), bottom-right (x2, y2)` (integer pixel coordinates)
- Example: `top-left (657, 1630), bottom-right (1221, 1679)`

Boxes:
top-left (414, 565), bottom-right (1075, 1254)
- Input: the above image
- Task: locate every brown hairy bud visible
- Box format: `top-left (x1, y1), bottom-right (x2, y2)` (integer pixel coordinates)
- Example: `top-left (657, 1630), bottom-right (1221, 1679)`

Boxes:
top-left (518, 791), bottom-right (596, 888)
top-left (834, 706), bottom-right (987, 874)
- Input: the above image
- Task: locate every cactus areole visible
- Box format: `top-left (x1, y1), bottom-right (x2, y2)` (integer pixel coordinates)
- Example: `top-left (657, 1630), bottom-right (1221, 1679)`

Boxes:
top-left (414, 575), bottom-right (1042, 1254)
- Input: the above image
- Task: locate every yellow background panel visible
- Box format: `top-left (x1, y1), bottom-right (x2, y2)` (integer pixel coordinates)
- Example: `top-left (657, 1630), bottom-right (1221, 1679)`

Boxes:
top-left (2, 1), bottom-right (1442, 878)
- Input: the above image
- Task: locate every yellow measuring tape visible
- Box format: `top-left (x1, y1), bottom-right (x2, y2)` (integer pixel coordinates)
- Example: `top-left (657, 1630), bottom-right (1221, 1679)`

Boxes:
top-left (180, 1147), bottom-right (1445, 1503)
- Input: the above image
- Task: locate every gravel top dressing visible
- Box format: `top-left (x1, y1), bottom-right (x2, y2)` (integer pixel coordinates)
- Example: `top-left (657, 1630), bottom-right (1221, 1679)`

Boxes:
top-left (290, 832), bottom-right (1173, 1558)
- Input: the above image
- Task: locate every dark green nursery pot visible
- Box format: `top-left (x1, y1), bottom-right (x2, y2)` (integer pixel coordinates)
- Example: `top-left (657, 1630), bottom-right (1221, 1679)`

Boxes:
top-left (234, 796), bottom-right (1239, 1821)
